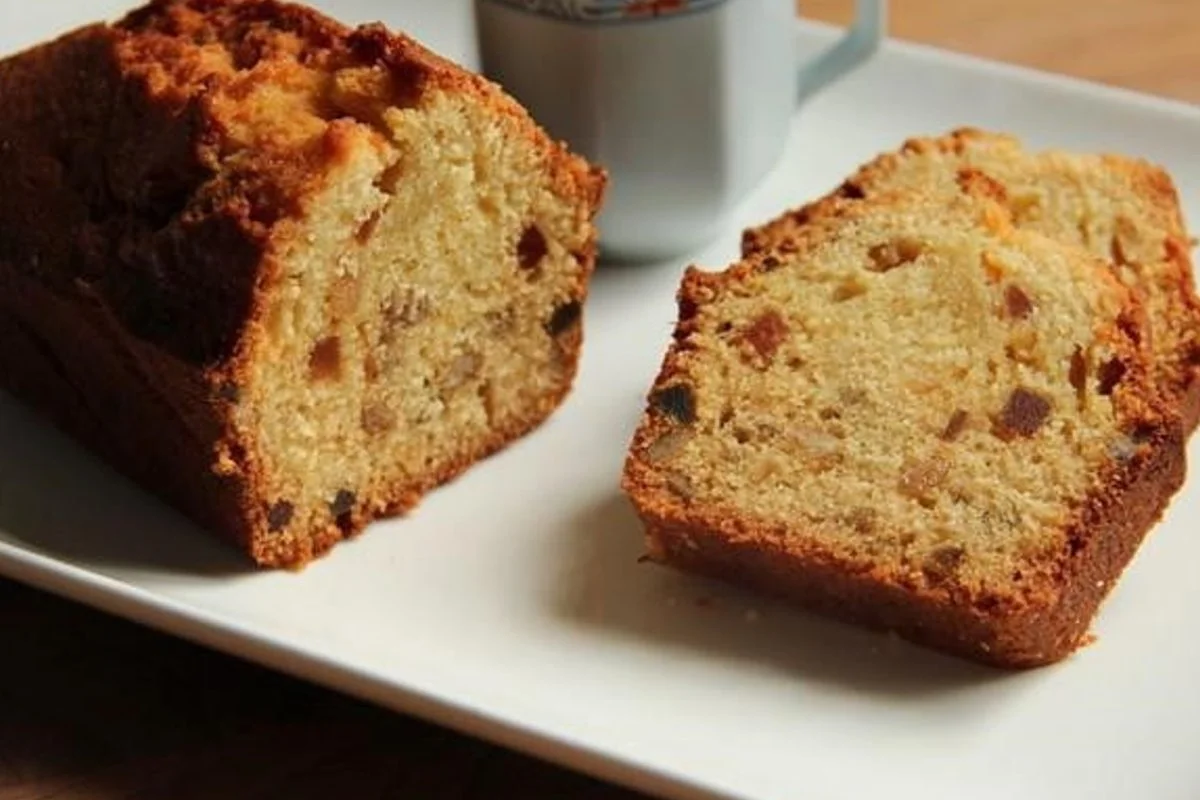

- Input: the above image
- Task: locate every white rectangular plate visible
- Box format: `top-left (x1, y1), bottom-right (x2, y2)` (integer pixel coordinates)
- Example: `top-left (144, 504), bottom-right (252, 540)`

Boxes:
top-left (1, 3), bottom-right (1198, 799)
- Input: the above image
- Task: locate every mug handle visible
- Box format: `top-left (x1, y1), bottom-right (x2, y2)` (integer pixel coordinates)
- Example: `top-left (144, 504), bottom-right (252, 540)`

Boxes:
top-left (796, 0), bottom-right (888, 103)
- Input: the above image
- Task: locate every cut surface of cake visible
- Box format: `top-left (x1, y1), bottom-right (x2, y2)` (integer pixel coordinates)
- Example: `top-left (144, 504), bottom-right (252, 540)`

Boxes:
top-left (743, 129), bottom-right (1200, 431)
top-left (622, 190), bottom-right (1185, 668)
top-left (0, 0), bottom-right (605, 567)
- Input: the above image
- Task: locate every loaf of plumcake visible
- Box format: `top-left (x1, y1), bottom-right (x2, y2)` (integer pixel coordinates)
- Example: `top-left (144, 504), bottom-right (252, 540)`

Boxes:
top-left (0, 0), bottom-right (605, 567)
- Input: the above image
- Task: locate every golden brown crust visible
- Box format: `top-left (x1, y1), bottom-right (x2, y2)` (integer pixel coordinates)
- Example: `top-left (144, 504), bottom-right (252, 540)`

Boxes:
top-left (1161, 235), bottom-right (1200, 431)
top-left (0, 0), bottom-right (603, 568)
top-left (741, 128), bottom-right (1200, 431)
top-left (0, 265), bottom-right (258, 554)
top-left (623, 190), bottom-right (1186, 668)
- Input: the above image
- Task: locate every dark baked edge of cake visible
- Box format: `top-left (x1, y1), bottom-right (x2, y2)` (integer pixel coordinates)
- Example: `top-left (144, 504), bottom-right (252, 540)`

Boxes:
top-left (0, 0), bottom-right (605, 568)
top-left (739, 127), bottom-right (1200, 432)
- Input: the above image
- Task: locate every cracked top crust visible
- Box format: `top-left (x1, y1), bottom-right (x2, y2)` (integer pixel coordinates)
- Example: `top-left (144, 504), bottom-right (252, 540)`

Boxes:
top-left (0, 0), bottom-right (602, 369)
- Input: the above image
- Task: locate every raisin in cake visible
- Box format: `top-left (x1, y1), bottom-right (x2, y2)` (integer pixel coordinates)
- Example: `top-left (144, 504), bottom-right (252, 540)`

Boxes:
top-left (622, 190), bottom-right (1185, 668)
top-left (0, 0), bottom-right (605, 567)
top-left (743, 128), bottom-right (1200, 431)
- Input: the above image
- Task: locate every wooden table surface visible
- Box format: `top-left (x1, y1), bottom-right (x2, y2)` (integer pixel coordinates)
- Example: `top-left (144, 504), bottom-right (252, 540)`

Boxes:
top-left (3, 2), bottom-right (1197, 799)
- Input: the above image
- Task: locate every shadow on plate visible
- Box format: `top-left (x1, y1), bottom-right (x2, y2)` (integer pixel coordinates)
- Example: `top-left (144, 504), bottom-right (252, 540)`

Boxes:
top-left (554, 491), bottom-right (1026, 698)
top-left (0, 393), bottom-right (252, 577)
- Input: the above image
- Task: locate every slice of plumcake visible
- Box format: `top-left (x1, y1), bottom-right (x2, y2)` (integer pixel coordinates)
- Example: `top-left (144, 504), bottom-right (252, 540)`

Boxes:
top-left (623, 190), bottom-right (1184, 668)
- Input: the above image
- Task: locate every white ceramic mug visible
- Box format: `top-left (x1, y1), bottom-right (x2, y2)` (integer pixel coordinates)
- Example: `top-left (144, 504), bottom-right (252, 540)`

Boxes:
top-left (474, 0), bottom-right (887, 262)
